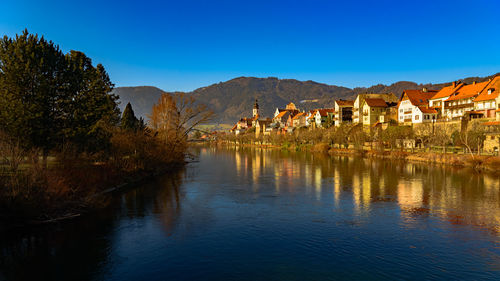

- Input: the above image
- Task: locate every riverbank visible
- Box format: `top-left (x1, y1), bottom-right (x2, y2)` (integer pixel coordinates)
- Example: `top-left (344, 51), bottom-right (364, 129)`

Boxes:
top-left (0, 162), bottom-right (186, 231)
top-left (209, 141), bottom-right (500, 172)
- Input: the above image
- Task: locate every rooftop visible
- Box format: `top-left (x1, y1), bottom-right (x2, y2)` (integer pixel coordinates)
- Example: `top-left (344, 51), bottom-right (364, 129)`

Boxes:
top-left (474, 76), bottom-right (500, 102)
top-left (364, 98), bottom-right (388, 107)
top-left (446, 80), bottom-right (491, 102)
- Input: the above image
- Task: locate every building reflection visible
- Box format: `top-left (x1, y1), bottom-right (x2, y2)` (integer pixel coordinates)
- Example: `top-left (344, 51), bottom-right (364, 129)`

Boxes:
top-left (224, 146), bottom-right (500, 236)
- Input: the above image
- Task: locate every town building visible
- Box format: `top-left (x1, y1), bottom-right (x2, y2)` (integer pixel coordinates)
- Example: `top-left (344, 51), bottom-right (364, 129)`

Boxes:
top-left (305, 110), bottom-right (316, 127)
top-left (273, 102), bottom-right (300, 128)
top-left (291, 112), bottom-right (307, 128)
top-left (255, 118), bottom-right (273, 137)
top-left (397, 88), bottom-right (438, 124)
top-left (361, 98), bottom-right (397, 126)
top-left (428, 81), bottom-right (463, 119)
top-left (473, 76), bottom-right (500, 119)
top-left (314, 109), bottom-right (335, 128)
top-left (353, 93), bottom-right (398, 123)
top-left (334, 100), bottom-right (354, 126)
top-left (444, 80), bottom-right (491, 120)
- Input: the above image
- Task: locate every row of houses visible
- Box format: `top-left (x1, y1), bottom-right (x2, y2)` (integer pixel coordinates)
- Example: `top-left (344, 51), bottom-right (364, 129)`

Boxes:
top-left (230, 75), bottom-right (500, 135)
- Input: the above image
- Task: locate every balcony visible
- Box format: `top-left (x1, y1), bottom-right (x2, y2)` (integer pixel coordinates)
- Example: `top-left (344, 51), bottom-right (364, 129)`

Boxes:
top-left (445, 103), bottom-right (474, 110)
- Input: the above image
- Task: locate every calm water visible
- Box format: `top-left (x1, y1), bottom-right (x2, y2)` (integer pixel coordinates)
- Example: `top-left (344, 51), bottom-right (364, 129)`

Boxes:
top-left (1, 146), bottom-right (500, 280)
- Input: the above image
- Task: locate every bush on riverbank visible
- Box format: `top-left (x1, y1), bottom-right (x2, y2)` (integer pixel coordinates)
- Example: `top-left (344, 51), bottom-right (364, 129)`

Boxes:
top-left (0, 127), bottom-right (184, 220)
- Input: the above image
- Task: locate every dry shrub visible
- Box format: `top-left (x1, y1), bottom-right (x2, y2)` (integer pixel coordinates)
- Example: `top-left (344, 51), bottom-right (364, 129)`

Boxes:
top-left (311, 143), bottom-right (330, 153)
top-left (391, 151), bottom-right (408, 160)
top-left (464, 156), bottom-right (484, 170)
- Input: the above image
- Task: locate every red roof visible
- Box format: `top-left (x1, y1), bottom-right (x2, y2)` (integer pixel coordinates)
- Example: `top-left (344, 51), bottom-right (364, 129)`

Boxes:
top-left (401, 89), bottom-right (438, 106)
top-left (431, 82), bottom-right (463, 99)
top-left (316, 108), bottom-right (335, 117)
top-left (336, 100), bottom-right (354, 106)
top-left (418, 106), bottom-right (437, 114)
top-left (446, 80), bottom-right (491, 102)
top-left (364, 98), bottom-right (388, 107)
top-left (474, 76), bottom-right (500, 102)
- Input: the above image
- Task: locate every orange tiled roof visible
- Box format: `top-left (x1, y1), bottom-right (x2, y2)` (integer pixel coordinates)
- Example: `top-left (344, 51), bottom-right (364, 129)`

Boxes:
top-left (364, 98), bottom-right (388, 107)
top-left (336, 100), bottom-right (354, 106)
top-left (446, 80), bottom-right (491, 102)
top-left (474, 76), bottom-right (500, 102)
top-left (275, 111), bottom-right (287, 118)
top-left (401, 89), bottom-right (438, 106)
top-left (431, 82), bottom-right (463, 99)
top-left (292, 112), bottom-right (305, 120)
top-left (418, 106), bottom-right (437, 114)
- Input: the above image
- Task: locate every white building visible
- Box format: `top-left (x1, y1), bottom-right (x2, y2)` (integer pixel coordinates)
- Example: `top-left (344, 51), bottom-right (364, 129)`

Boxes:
top-left (397, 89), bottom-right (438, 124)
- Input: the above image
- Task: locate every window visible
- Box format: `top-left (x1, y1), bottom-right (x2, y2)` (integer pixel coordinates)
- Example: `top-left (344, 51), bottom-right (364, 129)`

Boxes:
top-left (400, 109), bottom-right (403, 113)
top-left (415, 115), bottom-right (419, 120)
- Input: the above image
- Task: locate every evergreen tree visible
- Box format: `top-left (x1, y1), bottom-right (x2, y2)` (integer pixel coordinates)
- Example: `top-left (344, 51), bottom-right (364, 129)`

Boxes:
top-left (63, 50), bottom-right (120, 152)
top-left (121, 102), bottom-right (139, 131)
top-left (0, 30), bottom-right (120, 155)
top-left (0, 29), bottom-right (67, 155)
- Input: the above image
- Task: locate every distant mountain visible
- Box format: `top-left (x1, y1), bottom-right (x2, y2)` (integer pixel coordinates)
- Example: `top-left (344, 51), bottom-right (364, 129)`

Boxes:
top-left (112, 73), bottom-right (499, 124)
top-left (113, 86), bottom-right (165, 120)
top-left (189, 77), bottom-right (354, 123)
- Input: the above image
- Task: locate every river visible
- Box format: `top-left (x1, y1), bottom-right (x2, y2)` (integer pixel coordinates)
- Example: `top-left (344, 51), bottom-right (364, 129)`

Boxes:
top-left (1, 146), bottom-right (500, 280)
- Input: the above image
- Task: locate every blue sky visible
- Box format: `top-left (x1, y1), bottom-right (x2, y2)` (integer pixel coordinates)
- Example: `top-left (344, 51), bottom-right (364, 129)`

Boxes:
top-left (2, 0), bottom-right (499, 91)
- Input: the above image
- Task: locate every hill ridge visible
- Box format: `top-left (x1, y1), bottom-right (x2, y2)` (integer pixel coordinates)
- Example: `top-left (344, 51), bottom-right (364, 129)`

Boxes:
top-left (113, 73), bottom-right (499, 123)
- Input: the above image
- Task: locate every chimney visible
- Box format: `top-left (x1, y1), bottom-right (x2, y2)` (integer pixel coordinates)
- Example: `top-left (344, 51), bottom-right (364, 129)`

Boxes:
top-left (422, 87), bottom-right (428, 92)
top-left (452, 81), bottom-right (456, 87)
top-left (473, 81), bottom-right (476, 85)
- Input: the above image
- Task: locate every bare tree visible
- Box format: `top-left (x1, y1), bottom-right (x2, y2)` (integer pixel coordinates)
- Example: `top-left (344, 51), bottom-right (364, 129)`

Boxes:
top-left (149, 93), bottom-right (213, 157)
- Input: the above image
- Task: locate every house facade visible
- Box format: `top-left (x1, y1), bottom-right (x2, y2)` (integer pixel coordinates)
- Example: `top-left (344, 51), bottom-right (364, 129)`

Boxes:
top-left (353, 93), bottom-right (398, 123)
top-left (473, 76), bottom-right (500, 119)
top-left (314, 109), bottom-right (335, 128)
top-left (255, 118), bottom-right (272, 137)
top-left (291, 112), bottom-right (306, 128)
top-left (444, 80), bottom-right (491, 120)
top-left (428, 81), bottom-right (463, 118)
top-left (361, 98), bottom-right (389, 126)
top-left (334, 100), bottom-right (354, 126)
top-left (397, 88), bottom-right (438, 124)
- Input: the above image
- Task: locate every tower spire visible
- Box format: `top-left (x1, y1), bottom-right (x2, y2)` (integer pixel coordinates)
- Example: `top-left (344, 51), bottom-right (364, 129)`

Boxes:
top-left (253, 99), bottom-right (259, 117)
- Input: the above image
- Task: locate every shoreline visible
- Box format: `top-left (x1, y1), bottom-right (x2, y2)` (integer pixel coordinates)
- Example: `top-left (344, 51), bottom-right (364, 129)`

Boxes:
top-left (206, 141), bottom-right (500, 172)
top-left (0, 162), bottom-right (186, 232)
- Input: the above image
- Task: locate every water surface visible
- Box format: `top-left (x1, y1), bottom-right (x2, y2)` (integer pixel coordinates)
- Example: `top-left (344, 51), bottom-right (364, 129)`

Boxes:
top-left (1, 146), bottom-right (500, 280)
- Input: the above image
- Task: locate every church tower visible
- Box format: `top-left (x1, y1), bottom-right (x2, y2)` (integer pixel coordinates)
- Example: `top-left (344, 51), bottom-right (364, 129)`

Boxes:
top-left (253, 99), bottom-right (259, 118)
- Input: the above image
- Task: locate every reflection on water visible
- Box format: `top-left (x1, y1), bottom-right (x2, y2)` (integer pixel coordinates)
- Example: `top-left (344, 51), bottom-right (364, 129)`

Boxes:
top-left (208, 146), bottom-right (500, 235)
top-left (1, 146), bottom-right (500, 280)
